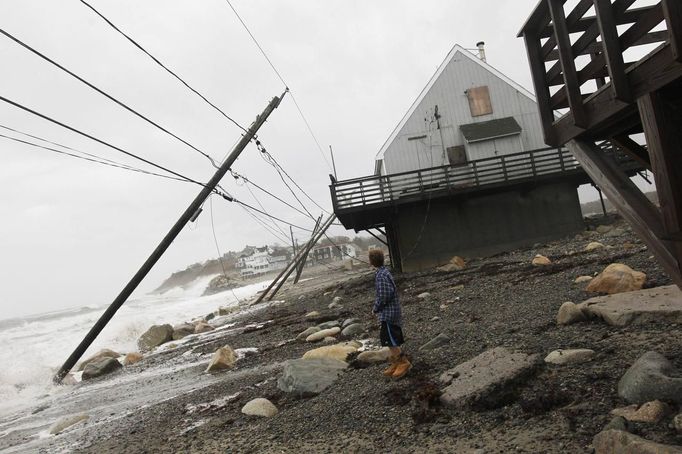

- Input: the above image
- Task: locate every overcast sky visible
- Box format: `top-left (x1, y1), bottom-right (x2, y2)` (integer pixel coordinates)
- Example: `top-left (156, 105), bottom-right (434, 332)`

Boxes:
top-left (0, 0), bottom-right (646, 319)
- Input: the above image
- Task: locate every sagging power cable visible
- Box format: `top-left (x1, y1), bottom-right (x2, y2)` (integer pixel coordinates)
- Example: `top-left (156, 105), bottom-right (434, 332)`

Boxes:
top-left (223, 0), bottom-right (333, 171)
top-left (0, 95), bottom-right (204, 186)
top-left (0, 28), bottom-right (221, 167)
top-left (256, 140), bottom-right (331, 215)
top-left (214, 188), bottom-right (313, 232)
top-left (79, 0), bottom-right (249, 136)
top-left (229, 170), bottom-right (312, 219)
top-left (0, 131), bottom-right (189, 183)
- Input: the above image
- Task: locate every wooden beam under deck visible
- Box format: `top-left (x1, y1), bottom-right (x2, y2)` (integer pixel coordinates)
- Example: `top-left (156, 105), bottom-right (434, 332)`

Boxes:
top-left (638, 90), bottom-right (682, 264)
top-left (568, 139), bottom-right (682, 288)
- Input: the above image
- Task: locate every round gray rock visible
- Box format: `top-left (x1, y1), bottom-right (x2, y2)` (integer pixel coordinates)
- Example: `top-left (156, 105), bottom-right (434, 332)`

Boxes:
top-left (277, 357), bottom-right (347, 397)
top-left (618, 351), bottom-right (682, 404)
top-left (341, 323), bottom-right (365, 337)
top-left (82, 357), bottom-right (122, 380)
top-left (137, 324), bottom-right (173, 352)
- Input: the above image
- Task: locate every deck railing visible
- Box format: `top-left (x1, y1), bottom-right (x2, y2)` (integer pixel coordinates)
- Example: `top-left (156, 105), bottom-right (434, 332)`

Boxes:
top-left (331, 145), bottom-right (636, 212)
top-left (518, 0), bottom-right (678, 145)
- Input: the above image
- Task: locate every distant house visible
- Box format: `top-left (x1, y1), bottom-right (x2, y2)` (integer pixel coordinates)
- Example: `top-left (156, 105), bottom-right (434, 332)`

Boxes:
top-left (310, 243), bottom-right (358, 263)
top-left (237, 246), bottom-right (288, 278)
top-left (331, 43), bottom-right (606, 272)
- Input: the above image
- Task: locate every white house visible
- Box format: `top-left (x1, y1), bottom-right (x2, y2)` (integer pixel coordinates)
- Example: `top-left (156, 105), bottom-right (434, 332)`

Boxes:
top-left (237, 246), bottom-right (288, 278)
top-left (374, 43), bottom-right (546, 176)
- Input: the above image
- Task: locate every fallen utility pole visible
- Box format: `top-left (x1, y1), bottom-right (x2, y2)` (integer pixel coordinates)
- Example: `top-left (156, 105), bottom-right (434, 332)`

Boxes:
top-left (294, 214), bottom-right (322, 284)
top-left (253, 213), bottom-right (336, 304)
top-left (267, 214), bottom-right (336, 300)
top-left (53, 91), bottom-right (285, 384)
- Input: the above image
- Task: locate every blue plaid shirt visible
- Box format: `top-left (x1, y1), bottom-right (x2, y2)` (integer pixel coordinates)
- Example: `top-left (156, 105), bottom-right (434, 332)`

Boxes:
top-left (373, 266), bottom-right (401, 325)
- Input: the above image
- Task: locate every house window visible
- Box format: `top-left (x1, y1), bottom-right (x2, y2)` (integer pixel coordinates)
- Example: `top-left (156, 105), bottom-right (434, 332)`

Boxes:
top-left (447, 146), bottom-right (467, 166)
top-left (466, 86), bottom-right (493, 117)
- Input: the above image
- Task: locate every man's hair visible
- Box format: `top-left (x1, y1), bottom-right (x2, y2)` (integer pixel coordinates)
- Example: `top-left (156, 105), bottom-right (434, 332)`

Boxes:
top-left (368, 249), bottom-right (384, 267)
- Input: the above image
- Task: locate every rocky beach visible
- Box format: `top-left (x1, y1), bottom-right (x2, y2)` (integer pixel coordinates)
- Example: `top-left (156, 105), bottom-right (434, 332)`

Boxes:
top-left (2, 216), bottom-right (682, 453)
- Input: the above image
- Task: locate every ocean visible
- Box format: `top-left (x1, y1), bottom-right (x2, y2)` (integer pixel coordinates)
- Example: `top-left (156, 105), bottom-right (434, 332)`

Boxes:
top-left (0, 274), bottom-right (270, 421)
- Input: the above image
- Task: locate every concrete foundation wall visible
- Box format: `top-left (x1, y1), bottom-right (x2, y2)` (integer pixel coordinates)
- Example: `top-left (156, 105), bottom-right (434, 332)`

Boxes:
top-left (393, 183), bottom-right (584, 272)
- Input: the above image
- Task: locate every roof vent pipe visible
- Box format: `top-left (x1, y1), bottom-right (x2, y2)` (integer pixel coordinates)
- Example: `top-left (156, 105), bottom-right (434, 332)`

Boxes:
top-left (476, 41), bottom-right (486, 63)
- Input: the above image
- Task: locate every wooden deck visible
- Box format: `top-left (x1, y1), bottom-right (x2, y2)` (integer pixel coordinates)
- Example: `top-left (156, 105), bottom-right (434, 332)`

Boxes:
top-left (519, 0), bottom-right (682, 287)
top-left (331, 144), bottom-right (641, 230)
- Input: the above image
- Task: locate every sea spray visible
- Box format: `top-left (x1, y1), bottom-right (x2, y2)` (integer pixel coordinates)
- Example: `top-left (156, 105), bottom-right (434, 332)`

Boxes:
top-left (0, 275), bottom-right (270, 419)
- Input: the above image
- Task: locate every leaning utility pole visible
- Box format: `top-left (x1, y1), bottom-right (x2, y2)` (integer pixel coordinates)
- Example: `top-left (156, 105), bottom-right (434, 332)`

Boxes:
top-left (53, 92), bottom-right (285, 384)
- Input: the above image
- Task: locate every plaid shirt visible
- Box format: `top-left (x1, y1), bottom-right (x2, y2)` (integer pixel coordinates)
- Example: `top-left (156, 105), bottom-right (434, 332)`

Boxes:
top-left (372, 266), bottom-right (401, 325)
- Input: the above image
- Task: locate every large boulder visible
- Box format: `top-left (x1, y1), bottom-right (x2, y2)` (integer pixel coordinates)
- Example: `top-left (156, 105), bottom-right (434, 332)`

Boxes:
top-left (438, 256), bottom-right (466, 272)
top-left (341, 323), bottom-right (365, 337)
top-left (306, 327), bottom-right (341, 342)
top-left (277, 357), bottom-right (348, 397)
top-left (82, 357), bottom-right (122, 380)
top-left (420, 333), bottom-right (450, 351)
top-left (593, 430), bottom-right (682, 454)
top-left (318, 320), bottom-right (340, 330)
top-left (440, 347), bottom-right (539, 407)
top-left (137, 324), bottom-right (173, 352)
top-left (586, 263), bottom-right (646, 294)
top-left (297, 326), bottom-right (321, 340)
top-left (585, 241), bottom-right (605, 252)
top-left (356, 348), bottom-right (392, 365)
top-left (205, 346), bottom-right (237, 373)
top-left (532, 254), bottom-right (551, 266)
top-left (194, 322), bottom-right (214, 334)
top-left (302, 343), bottom-right (357, 362)
top-left (123, 352), bottom-right (143, 366)
top-left (77, 349), bottom-right (120, 371)
top-left (611, 400), bottom-right (671, 423)
top-left (49, 414), bottom-right (89, 435)
top-left (172, 323), bottom-right (195, 340)
top-left (544, 349), bottom-right (595, 365)
top-left (618, 351), bottom-right (682, 404)
top-left (579, 285), bottom-right (682, 326)
top-left (556, 301), bottom-right (586, 325)
top-left (241, 398), bottom-right (278, 417)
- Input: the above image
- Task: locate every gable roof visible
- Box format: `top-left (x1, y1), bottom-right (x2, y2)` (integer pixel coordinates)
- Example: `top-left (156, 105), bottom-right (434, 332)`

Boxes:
top-left (375, 44), bottom-right (537, 161)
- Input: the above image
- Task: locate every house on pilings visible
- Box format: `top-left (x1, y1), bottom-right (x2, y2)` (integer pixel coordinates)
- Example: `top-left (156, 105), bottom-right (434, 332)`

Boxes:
top-left (331, 43), bottom-right (643, 272)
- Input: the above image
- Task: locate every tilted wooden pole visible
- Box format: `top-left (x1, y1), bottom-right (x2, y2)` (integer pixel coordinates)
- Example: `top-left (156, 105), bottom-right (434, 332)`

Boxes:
top-left (294, 214), bottom-right (322, 284)
top-left (53, 92), bottom-right (285, 383)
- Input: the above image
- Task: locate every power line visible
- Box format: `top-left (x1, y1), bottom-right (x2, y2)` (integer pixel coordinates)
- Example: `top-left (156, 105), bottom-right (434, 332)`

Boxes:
top-left (0, 28), bottom-right (220, 167)
top-left (223, 0), bottom-right (287, 87)
top-left (0, 131), bottom-right (189, 183)
top-left (229, 170), bottom-right (312, 218)
top-left (79, 0), bottom-right (248, 135)
top-left (214, 189), bottom-right (313, 232)
top-left (0, 95), bottom-right (204, 186)
top-left (1, 123), bottom-right (130, 168)
top-left (243, 178), bottom-right (289, 238)
top-left (208, 196), bottom-right (243, 304)
top-left (222, 0), bottom-right (333, 171)
top-left (259, 144), bottom-right (331, 214)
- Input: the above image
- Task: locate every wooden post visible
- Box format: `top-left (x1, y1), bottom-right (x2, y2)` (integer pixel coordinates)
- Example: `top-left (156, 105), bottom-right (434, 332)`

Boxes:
top-left (568, 139), bottom-right (681, 288)
top-left (638, 90), bottom-right (682, 265)
top-left (548, 0), bottom-right (588, 128)
top-left (593, 0), bottom-right (632, 101)
top-left (663, 0), bottom-right (682, 62)
top-left (522, 30), bottom-right (557, 146)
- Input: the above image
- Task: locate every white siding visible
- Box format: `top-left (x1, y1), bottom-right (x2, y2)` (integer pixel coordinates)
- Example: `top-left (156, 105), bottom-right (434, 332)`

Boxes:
top-left (381, 49), bottom-right (545, 175)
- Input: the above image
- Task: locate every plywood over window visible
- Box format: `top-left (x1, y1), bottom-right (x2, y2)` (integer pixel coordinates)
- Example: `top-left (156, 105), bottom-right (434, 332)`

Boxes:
top-left (467, 86), bottom-right (493, 117)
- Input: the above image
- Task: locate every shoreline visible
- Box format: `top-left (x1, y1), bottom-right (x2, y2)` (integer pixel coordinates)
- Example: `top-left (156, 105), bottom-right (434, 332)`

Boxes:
top-left (2, 219), bottom-right (682, 453)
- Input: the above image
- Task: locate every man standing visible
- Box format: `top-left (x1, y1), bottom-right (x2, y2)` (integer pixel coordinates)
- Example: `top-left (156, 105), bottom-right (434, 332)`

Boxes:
top-left (369, 249), bottom-right (410, 378)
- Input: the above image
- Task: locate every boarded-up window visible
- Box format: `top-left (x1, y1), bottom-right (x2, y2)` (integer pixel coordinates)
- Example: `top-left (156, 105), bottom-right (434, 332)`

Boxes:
top-left (447, 146), bottom-right (467, 166)
top-left (466, 86), bottom-right (493, 117)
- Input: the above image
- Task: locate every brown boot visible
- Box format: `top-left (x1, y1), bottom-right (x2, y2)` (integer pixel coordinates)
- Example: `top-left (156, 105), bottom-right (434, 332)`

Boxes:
top-left (392, 355), bottom-right (412, 379)
top-left (382, 355), bottom-right (400, 376)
